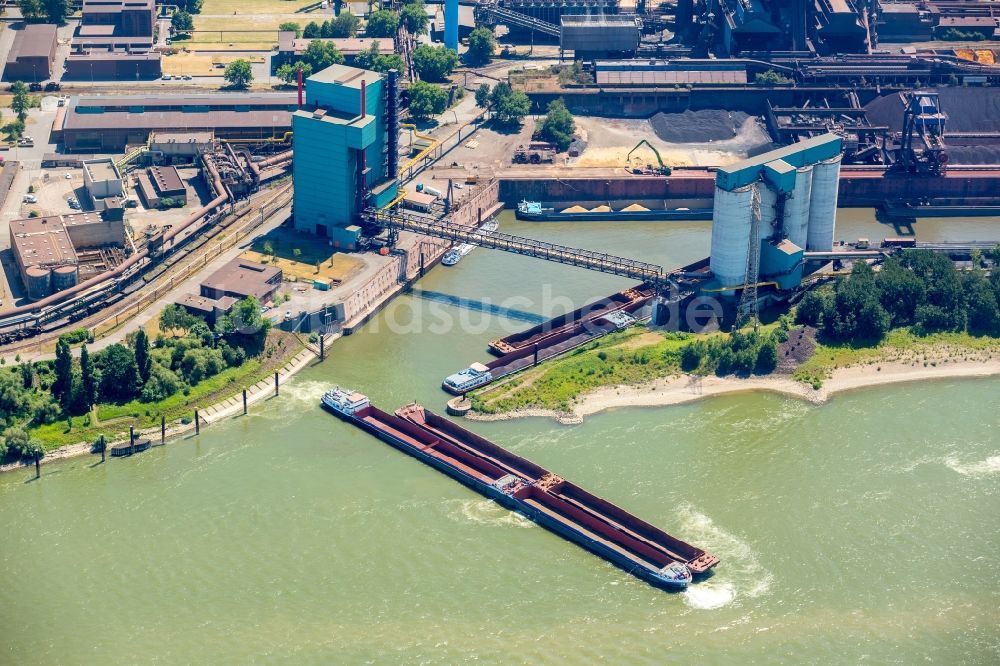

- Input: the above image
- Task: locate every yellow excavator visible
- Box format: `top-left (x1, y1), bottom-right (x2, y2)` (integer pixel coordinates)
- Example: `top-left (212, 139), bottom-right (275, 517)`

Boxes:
top-left (626, 140), bottom-right (671, 175)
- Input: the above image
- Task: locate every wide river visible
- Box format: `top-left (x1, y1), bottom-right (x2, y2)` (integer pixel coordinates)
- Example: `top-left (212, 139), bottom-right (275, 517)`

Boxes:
top-left (2, 211), bottom-right (998, 664)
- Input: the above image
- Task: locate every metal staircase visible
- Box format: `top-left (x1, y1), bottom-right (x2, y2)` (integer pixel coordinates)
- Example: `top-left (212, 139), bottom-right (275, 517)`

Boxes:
top-left (736, 183), bottom-right (762, 330)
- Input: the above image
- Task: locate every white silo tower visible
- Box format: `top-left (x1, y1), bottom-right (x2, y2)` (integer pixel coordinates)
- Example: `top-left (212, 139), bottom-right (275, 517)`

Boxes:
top-left (806, 155), bottom-right (841, 251)
top-left (757, 180), bottom-right (779, 239)
top-left (709, 183), bottom-right (755, 288)
top-left (782, 166), bottom-right (813, 250)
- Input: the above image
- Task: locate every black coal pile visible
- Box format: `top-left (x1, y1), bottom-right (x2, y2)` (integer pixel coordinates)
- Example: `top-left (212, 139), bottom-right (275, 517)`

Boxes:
top-left (649, 109), bottom-right (751, 143)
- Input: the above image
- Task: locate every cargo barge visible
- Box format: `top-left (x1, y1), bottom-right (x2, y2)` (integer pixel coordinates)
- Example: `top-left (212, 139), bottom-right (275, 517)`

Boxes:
top-left (517, 200), bottom-right (713, 222)
top-left (489, 283), bottom-right (656, 356)
top-left (881, 200), bottom-right (1000, 220)
top-left (321, 388), bottom-right (719, 590)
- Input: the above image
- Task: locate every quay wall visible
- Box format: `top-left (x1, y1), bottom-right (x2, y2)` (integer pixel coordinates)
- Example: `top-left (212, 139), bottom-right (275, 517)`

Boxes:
top-left (498, 172), bottom-right (1000, 207)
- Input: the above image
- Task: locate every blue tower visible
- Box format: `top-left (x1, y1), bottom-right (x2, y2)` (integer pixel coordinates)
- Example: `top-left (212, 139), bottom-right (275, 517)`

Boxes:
top-left (445, 0), bottom-right (459, 51)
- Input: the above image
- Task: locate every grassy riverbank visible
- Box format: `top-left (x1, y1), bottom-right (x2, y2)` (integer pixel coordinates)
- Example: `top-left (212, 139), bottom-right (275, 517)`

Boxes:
top-left (470, 325), bottom-right (1000, 418)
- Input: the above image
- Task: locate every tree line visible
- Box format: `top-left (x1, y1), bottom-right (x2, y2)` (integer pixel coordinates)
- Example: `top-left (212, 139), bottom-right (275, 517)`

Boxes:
top-left (796, 249), bottom-right (1000, 342)
top-left (0, 298), bottom-right (270, 462)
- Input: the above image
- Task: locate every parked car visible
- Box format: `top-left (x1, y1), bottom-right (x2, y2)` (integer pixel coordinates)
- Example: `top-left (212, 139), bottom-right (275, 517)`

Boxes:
top-left (44, 82), bottom-right (61, 91)
top-left (23, 194), bottom-right (36, 203)
top-left (28, 82), bottom-right (42, 92)
top-left (182, 75), bottom-right (193, 80)
top-left (64, 173), bottom-right (72, 179)
top-left (161, 75), bottom-right (172, 80)
top-left (68, 200), bottom-right (80, 209)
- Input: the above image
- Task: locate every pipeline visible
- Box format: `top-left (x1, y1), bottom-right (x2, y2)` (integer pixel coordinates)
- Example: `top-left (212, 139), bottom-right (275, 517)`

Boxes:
top-left (0, 152), bottom-right (230, 322)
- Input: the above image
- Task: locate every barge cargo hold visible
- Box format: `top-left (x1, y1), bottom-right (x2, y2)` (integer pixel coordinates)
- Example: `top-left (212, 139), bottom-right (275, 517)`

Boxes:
top-left (321, 387), bottom-right (719, 590)
top-left (516, 200), bottom-right (713, 222)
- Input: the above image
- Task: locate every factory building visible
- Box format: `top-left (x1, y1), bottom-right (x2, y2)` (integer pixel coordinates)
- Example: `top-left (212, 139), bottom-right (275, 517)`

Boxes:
top-left (274, 33), bottom-right (396, 69)
top-left (57, 93), bottom-right (297, 151)
top-left (292, 64), bottom-right (399, 248)
top-left (709, 134), bottom-right (842, 290)
top-left (3, 24), bottom-right (58, 82)
top-left (560, 15), bottom-right (640, 59)
top-left (9, 213), bottom-right (126, 300)
top-left (136, 166), bottom-right (187, 208)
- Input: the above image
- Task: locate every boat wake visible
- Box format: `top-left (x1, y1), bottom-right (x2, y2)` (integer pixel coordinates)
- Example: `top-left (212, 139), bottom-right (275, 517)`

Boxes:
top-left (255, 380), bottom-right (329, 420)
top-left (944, 454), bottom-right (1000, 478)
top-left (674, 504), bottom-right (773, 610)
top-left (448, 499), bottom-right (534, 529)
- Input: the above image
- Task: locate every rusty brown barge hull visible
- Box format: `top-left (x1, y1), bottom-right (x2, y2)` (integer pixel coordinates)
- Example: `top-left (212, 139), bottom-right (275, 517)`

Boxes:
top-left (322, 392), bottom-right (718, 590)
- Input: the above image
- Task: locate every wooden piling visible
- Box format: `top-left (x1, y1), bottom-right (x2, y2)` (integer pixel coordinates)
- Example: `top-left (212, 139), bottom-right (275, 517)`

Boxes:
top-left (100, 434), bottom-right (106, 463)
top-left (320, 334), bottom-right (325, 361)
top-left (161, 416), bottom-right (166, 445)
top-left (34, 453), bottom-right (40, 479)
top-left (533, 343), bottom-right (539, 366)
top-left (274, 372), bottom-right (279, 397)
top-left (243, 389), bottom-right (248, 415)
top-left (195, 410), bottom-right (200, 435)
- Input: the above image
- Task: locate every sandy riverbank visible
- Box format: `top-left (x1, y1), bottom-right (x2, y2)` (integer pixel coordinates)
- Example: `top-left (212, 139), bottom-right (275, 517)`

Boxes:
top-left (466, 359), bottom-right (1000, 425)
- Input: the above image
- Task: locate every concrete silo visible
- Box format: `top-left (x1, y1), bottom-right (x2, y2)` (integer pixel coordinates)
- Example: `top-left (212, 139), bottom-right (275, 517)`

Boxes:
top-left (52, 264), bottom-right (79, 292)
top-left (782, 166), bottom-right (813, 251)
top-left (709, 133), bottom-right (843, 291)
top-left (709, 183), bottom-right (755, 288)
top-left (806, 155), bottom-right (842, 252)
top-left (24, 266), bottom-right (52, 301)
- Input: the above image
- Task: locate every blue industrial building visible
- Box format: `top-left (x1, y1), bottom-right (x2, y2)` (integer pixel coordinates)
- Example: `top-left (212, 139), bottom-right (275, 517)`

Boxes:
top-left (292, 63), bottom-right (399, 249)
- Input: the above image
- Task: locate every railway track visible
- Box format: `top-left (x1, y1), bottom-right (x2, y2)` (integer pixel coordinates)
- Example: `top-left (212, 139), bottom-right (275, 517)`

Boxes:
top-left (0, 184), bottom-right (292, 356)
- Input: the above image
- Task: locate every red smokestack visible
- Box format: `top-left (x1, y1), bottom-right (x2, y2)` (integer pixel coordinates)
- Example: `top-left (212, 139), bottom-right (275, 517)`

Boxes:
top-left (297, 67), bottom-right (303, 107)
top-left (360, 79), bottom-right (366, 119)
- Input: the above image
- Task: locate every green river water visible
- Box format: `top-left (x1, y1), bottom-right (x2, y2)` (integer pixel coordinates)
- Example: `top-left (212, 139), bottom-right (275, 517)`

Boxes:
top-left (1, 211), bottom-right (998, 664)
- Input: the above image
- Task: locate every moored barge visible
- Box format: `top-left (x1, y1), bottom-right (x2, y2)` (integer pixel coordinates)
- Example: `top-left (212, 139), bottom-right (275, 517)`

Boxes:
top-left (321, 387), bottom-right (718, 590)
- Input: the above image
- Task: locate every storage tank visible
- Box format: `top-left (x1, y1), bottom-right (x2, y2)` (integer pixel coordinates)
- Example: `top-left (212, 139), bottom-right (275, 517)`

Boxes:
top-left (52, 264), bottom-right (79, 292)
top-left (709, 184), bottom-right (754, 288)
top-left (783, 166), bottom-right (813, 250)
top-left (24, 266), bottom-right (52, 301)
top-left (757, 182), bottom-right (778, 239)
top-left (807, 155), bottom-right (841, 251)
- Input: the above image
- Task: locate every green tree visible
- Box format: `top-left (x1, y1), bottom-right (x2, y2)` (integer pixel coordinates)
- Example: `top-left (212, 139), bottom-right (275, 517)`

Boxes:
top-left (475, 83), bottom-right (491, 109)
top-left (172, 9), bottom-right (195, 33)
top-left (276, 61), bottom-right (313, 84)
top-left (179, 0), bottom-right (203, 13)
top-left (967, 276), bottom-right (1000, 336)
top-left (536, 98), bottom-right (574, 151)
top-left (53, 337), bottom-right (73, 408)
top-left (134, 329), bottom-right (152, 384)
top-left (301, 40), bottom-right (344, 71)
top-left (217, 297), bottom-right (271, 351)
top-left (354, 43), bottom-right (404, 73)
top-left (328, 11), bottom-right (359, 37)
top-left (465, 27), bottom-right (496, 66)
top-left (303, 21), bottom-right (322, 38)
top-left (755, 69), bottom-right (793, 85)
top-left (489, 82), bottom-right (530, 125)
top-left (795, 289), bottom-right (832, 327)
top-left (160, 304), bottom-right (202, 333)
top-left (407, 80), bottom-right (448, 119)
top-left (224, 59), bottom-right (254, 89)
top-left (400, 1), bottom-right (429, 34)
top-left (97, 344), bottom-right (140, 403)
top-left (875, 257), bottom-right (926, 326)
top-left (41, 0), bottom-right (69, 23)
top-left (278, 21), bottom-right (302, 37)
top-left (80, 344), bottom-right (97, 411)
top-left (2, 427), bottom-right (33, 459)
top-left (365, 9), bottom-right (399, 37)
top-left (17, 0), bottom-right (45, 22)
top-left (411, 44), bottom-right (458, 82)
top-left (140, 363), bottom-right (183, 402)
top-left (11, 82), bottom-right (29, 123)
